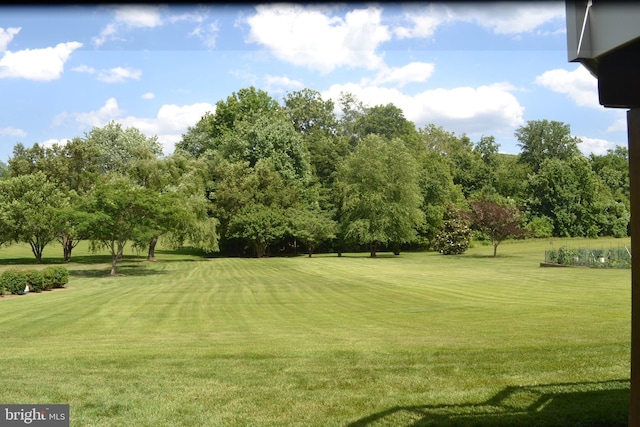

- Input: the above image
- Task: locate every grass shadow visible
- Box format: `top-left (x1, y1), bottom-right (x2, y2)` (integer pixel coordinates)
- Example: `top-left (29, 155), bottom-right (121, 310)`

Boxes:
top-left (0, 257), bottom-right (71, 266)
top-left (334, 252), bottom-right (402, 259)
top-left (0, 249), bottom-right (209, 268)
top-left (69, 262), bottom-right (168, 278)
top-left (0, 254), bottom-right (149, 266)
top-left (462, 254), bottom-right (519, 259)
top-left (348, 380), bottom-right (629, 427)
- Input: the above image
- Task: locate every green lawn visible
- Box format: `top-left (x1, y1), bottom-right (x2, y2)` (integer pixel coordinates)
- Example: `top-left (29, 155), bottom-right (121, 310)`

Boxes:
top-left (0, 238), bottom-right (631, 426)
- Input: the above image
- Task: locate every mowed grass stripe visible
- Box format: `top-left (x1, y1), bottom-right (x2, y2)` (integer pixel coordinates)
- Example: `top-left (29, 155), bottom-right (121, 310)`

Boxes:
top-left (1, 249), bottom-right (628, 350)
top-left (0, 238), bottom-right (631, 426)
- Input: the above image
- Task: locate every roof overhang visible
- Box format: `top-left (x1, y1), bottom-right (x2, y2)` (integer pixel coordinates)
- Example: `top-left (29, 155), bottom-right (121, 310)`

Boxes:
top-left (566, 0), bottom-right (640, 107)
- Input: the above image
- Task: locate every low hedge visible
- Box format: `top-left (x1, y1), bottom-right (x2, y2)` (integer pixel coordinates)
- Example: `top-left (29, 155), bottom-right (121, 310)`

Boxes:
top-left (25, 270), bottom-right (45, 293)
top-left (42, 266), bottom-right (69, 289)
top-left (0, 267), bottom-right (69, 296)
top-left (0, 270), bottom-right (29, 295)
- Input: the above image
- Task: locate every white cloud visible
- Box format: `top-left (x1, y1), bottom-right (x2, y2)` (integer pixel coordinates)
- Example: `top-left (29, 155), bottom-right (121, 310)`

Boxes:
top-left (76, 98), bottom-right (125, 127)
top-left (53, 98), bottom-right (216, 154)
top-left (189, 21), bottom-right (220, 49)
top-left (93, 6), bottom-right (164, 47)
top-left (97, 66), bottom-right (142, 83)
top-left (41, 138), bottom-right (71, 149)
top-left (142, 92), bottom-right (155, 100)
top-left (53, 97), bottom-right (124, 128)
top-left (72, 64), bottom-right (96, 74)
top-left (92, 23), bottom-right (120, 48)
top-left (366, 62), bottom-right (435, 87)
top-left (608, 116), bottom-right (627, 133)
top-left (0, 41), bottom-right (83, 81)
top-left (322, 81), bottom-right (524, 137)
top-left (114, 5), bottom-right (164, 28)
top-left (395, 2), bottom-right (564, 39)
top-left (394, 4), bottom-right (452, 39)
top-left (244, 4), bottom-right (391, 74)
top-left (119, 103), bottom-right (217, 154)
top-left (0, 126), bottom-right (26, 137)
top-left (578, 136), bottom-right (622, 156)
top-left (0, 27), bottom-right (20, 51)
top-left (453, 2), bottom-right (565, 35)
top-left (73, 64), bottom-right (141, 83)
top-left (94, 5), bottom-right (216, 48)
top-left (535, 65), bottom-right (600, 108)
top-left (264, 75), bottom-right (304, 93)
top-left (168, 8), bottom-right (207, 25)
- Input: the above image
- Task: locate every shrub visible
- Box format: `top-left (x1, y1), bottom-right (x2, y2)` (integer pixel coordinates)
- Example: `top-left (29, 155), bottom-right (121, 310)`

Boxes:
top-left (0, 270), bottom-right (28, 295)
top-left (42, 268), bottom-right (56, 290)
top-left (527, 216), bottom-right (553, 238)
top-left (43, 266), bottom-right (69, 289)
top-left (25, 270), bottom-right (45, 293)
top-left (433, 218), bottom-right (472, 255)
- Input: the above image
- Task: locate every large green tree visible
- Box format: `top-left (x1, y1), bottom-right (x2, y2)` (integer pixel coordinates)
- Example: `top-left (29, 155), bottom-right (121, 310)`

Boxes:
top-left (0, 172), bottom-right (69, 263)
top-left (177, 86), bottom-right (281, 158)
top-left (589, 146), bottom-right (629, 207)
top-left (417, 125), bottom-right (466, 246)
top-left (337, 135), bottom-right (423, 257)
top-left (420, 126), bottom-right (487, 198)
top-left (81, 175), bottom-right (168, 275)
top-left (492, 153), bottom-right (530, 202)
top-left (143, 153), bottom-right (219, 260)
top-left (284, 88), bottom-right (338, 138)
top-left (283, 89), bottom-right (347, 196)
top-left (515, 120), bottom-right (582, 172)
top-left (84, 122), bottom-right (218, 260)
top-left (7, 139), bottom-right (102, 261)
top-left (336, 91), bottom-right (366, 147)
top-left (289, 207), bottom-right (337, 257)
top-left (83, 120), bottom-right (163, 175)
top-left (353, 103), bottom-right (421, 151)
top-left (227, 204), bottom-right (288, 258)
top-left (214, 113), bottom-right (311, 182)
top-left (211, 158), bottom-right (306, 256)
top-left (526, 156), bottom-right (628, 237)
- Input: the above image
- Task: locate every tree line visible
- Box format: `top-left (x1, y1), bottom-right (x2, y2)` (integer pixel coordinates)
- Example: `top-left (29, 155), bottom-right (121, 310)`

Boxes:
top-left (0, 86), bottom-right (630, 269)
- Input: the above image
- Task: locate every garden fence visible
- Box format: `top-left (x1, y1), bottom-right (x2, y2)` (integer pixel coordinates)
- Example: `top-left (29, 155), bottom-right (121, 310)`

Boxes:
top-left (544, 245), bottom-right (631, 269)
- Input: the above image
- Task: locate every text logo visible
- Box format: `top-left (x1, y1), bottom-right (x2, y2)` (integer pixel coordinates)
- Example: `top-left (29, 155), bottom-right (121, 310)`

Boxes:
top-left (0, 405), bottom-right (69, 427)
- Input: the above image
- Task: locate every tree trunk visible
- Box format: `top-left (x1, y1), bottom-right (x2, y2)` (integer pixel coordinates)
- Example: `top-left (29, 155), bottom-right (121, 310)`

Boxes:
top-left (493, 242), bottom-right (499, 257)
top-left (148, 236), bottom-right (158, 261)
top-left (392, 242), bottom-right (401, 256)
top-left (255, 242), bottom-right (265, 258)
top-left (110, 254), bottom-right (118, 276)
top-left (370, 241), bottom-right (378, 257)
top-left (30, 242), bottom-right (43, 264)
top-left (111, 242), bottom-right (125, 275)
top-left (62, 236), bottom-right (73, 262)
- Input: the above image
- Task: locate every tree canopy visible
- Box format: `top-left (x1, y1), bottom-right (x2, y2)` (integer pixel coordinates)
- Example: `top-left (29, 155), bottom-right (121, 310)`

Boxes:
top-left (337, 135), bottom-right (424, 257)
top-left (0, 172), bottom-right (69, 263)
top-left (0, 86), bottom-right (631, 264)
top-left (515, 119), bottom-right (582, 172)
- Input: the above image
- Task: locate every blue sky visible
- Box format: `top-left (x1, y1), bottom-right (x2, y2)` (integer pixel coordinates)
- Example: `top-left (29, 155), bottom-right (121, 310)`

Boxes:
top-left (0, 2), bottom-right (629, 163)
